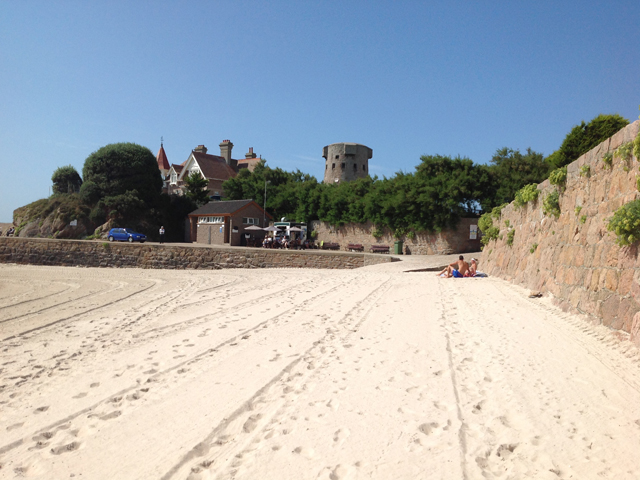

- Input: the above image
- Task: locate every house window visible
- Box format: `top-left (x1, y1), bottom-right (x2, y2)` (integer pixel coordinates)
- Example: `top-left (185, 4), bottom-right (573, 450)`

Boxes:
top-left (170, 172), bottom-right (177, 184)
top-left (335, 155), bottom-right (339, 159)
top-left (243, 217), bottom-right (259, 225)
top-left (198, 216), bottom-right (224, 224)
top-left (353, 164), bottom-right (357, 171)
top-left (363, 165), bottom-right (366, 171)
top-left (332, 163), bottom-right (335, 170)
top-left (341, 163), bottom-right (345, 169)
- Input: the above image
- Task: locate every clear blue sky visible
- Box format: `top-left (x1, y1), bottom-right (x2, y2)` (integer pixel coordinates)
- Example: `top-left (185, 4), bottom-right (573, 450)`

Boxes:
top-left (1, 1), bottom-right (638, 222)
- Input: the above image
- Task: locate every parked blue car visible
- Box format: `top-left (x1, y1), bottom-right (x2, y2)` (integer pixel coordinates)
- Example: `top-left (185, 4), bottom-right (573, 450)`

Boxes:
top-left (107, 228), bottom-right (147, 243)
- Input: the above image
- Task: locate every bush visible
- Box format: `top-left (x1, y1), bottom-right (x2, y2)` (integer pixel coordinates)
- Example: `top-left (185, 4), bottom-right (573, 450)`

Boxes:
top-left (543, 191), bottom-right (561, 218)
top-left (575, 206), bottom-right (582, 215)
top-left (514, 184), bottom-right (540, 208)
top-left (579, 165), bottom-right (590, 177)
top-left (546, 114), bottom-right (629, 169)
top-left (372, 227), bottom-right (384, 239)
top-left (602, 151), bottom-right (613, 168)
top-left (607, 199), bottom-right (640, 245)
top-left (530, 243), bottom-right (538, 254)
top-left (506, 229), bottom-right (515, 247)
top-left (615, 141), bottom-right (634, 162)
top-left (549, 167), bottom-right (567, 188)
top-left (580, 215), bottom-right (587, 224)
top-left (478, 204), bottom-right (507, 245)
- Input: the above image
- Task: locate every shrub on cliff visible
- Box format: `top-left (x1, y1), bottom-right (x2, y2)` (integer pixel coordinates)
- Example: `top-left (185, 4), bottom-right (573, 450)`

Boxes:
top-left (52, 165), bottom-right (83, 195)
top-left (80, 143), bottom-right (162, 211)
top-left (548, 167), bottom-right (567, 189)
top-left (546, 114), bottom-right (629, 169)
top-left (13, 194), bottom-right (92, 238)
top-left (513, 184), bottom-right (540, 208)
top-left (607, 199), bottom-right (640, 246)
top-left (478, 204), bottom-right (507, 245)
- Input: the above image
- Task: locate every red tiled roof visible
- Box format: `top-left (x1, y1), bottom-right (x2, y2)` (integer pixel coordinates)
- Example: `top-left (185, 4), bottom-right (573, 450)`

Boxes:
top-left (192, 151), bottom-right (238, 181)
top-left (156, 144), bottom-right (170, 170)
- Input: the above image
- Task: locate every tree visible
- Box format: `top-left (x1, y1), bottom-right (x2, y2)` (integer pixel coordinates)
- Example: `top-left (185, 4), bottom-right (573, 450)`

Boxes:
top-left (80, 143), bottom-right (162, 207)
top-left (546, 114), bottom-right (629, 169)
top-left (480, 147), bottom-right (550, 211)
top-left (51, 165), bottom-right (82, 195)
top-left (184, 171), bottom-right (210, 206)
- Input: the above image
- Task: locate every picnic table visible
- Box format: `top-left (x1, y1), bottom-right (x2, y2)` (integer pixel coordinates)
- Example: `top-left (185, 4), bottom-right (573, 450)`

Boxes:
top-left (369, 245), bottom-right (390, 254)
top-left (346, 243), bottom-right (364, 252)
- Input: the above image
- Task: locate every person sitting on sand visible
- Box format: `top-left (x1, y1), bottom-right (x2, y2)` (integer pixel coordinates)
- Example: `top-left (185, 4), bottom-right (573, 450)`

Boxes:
top-left (465, 258), bottom-right (478, 277)
top-left (437, 255), bottom-right (470, 278)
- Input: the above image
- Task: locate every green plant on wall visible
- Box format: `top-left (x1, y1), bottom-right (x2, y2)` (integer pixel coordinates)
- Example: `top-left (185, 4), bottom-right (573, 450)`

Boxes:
top-left (513, 184), bottom-right (540, 208)
top-left (607, 199), bottom-right (640, 246)
top-left (543, 191), bottom-right (561, 218)
top-left (478, 203), bottom-right (507, 245)
top-left (579, 165), bottom-right (590, 178)
top-left (529, 243), bottom-right (538, 254)
top-left (506, 229), bottom-right (515, 247)
top-left (549, 167), bottom-right (567, 189)
top-left (615, 141), bottom-right (634, 162)
top-left (580, 215), bottom-right (587, 224)
top-left (504, 219), bottom-right (510, 228)
top-left (406, 230), bottom-right (416, 240)
top-left (575, 206), bottom-right (582, 215)
top-left (372, 227), bottom-right (384, 239)
top-left (602, 151), bottom-right (613, 169)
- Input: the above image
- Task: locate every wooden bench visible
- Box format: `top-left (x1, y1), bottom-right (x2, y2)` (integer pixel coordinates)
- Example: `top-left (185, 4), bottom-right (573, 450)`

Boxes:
top-left (320, 242), bottom-right (340, 250)
top-left (346, 243), bottom-right (364, 252)
top-left (370, 245), bottom-right (390, 254)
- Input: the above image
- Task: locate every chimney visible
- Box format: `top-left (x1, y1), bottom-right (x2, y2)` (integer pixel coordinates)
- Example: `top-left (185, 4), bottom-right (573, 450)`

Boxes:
top-left (245, 147), bottom-right (257, 159)
top-left (219, 139), bottom-right (233, 164)
top-left (193, 145), bottom-right (207, 154)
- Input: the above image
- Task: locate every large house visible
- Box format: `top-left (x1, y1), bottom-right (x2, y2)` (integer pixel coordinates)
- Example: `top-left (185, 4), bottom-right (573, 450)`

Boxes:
top-left (158, 140), bottom-right (263, 199)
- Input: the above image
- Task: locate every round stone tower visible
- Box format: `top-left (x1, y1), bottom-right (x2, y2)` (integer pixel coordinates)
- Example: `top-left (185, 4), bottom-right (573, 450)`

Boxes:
top-left (322, 143), bottom-right (373, 184)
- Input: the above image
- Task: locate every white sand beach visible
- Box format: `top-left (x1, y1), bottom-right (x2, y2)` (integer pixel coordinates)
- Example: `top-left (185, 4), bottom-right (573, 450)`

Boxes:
top-left (1, 260), bottom-right (640, 479)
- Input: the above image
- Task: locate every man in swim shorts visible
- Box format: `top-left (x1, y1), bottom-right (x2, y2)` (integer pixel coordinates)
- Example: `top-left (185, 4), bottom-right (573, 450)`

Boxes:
top-left (437, 255), bottom-right (470, 278)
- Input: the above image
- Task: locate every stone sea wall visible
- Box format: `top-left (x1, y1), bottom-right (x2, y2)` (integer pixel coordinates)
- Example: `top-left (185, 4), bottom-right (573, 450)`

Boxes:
top-left (311, 218), bottom-right (481, 255)
top-left (0, 238), bottom-right (394, 270)
top-left (480, 120), bottom-right (640, 345)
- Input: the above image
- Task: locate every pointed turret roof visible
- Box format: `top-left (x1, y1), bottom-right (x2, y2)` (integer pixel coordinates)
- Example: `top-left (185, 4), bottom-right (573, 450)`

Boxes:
top-left (157, 143), bottom-right (170, 171)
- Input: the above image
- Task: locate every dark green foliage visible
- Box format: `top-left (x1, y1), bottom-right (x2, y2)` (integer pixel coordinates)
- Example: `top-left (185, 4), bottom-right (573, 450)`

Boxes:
top-left (224, 155), bottom-right (483, 233)
top-left (156, 193), bottom-right (197, 242)
top-left (52, 165), bottom-right (83, 195)
top-left (184, 171), bottom-right (210, 207)
top-left (546, 114), bottom-right (629, 169)
top-left (480, 148), bottom-right (550, 211)
top-left (80, 143), bottom-right (162, 208)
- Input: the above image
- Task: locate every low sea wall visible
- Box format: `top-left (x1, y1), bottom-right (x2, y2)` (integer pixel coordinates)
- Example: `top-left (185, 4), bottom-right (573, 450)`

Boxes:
top-left (480, 120), bottom-right (640, 346)
top-left (0, 237), bottom-right (394, 270)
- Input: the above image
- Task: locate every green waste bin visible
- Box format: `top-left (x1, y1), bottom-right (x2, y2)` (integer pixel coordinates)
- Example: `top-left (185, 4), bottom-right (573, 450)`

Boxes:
top-left (393, 241), bottom-right (403, 255)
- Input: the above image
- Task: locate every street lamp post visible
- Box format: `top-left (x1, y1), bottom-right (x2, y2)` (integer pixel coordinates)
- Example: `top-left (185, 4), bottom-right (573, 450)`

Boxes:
top-left (263, 180), bottom-right (271, 227)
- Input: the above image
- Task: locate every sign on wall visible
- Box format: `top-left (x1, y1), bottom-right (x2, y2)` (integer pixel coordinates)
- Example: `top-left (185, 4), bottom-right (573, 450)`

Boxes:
top-left (470, 225), bottom-right (478, 240)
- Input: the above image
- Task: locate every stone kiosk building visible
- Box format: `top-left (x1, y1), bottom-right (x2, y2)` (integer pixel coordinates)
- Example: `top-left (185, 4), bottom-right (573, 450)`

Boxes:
top-left (188, 200), bottom-right (271, 246)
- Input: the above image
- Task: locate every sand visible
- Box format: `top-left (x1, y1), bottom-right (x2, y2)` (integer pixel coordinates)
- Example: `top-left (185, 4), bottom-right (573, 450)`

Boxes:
top-left (1, 259), bottom-right (640, 480)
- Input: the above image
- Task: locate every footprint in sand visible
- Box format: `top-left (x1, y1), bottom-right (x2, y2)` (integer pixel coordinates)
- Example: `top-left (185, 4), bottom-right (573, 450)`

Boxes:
top-left (7, 422), bottom-right (24, 431)
top-left (50, 441), bottom-right (82, 455)
top-left (73, 392), bottom-right (88, 399)
top-left (90, 382), bottom-right (100, 388)
top-left (333, 428), bottom-right (350, 446)
top-left (100, 410), bottom-right (122, 421)
top-left (418, 422), bottom-right (439, 436)
top-left (34, 406), bottom-right (49, 413)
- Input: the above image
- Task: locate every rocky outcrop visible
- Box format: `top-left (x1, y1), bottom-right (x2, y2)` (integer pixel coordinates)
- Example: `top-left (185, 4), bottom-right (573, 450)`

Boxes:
top-left (480, 120), bottom-right (640, 346)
